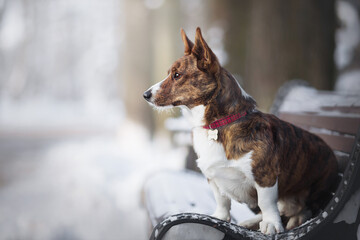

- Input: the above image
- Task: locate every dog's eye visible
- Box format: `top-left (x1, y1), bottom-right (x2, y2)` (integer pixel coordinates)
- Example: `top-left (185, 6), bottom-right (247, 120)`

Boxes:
top-left (173, 72), bottom-right (181, 80)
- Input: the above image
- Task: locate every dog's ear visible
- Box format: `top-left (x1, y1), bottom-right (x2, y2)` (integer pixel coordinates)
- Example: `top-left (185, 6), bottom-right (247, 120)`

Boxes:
top-left (181, 28), bottom-right (194, 55)
top-left (192, 27), bottom-right (220, 74)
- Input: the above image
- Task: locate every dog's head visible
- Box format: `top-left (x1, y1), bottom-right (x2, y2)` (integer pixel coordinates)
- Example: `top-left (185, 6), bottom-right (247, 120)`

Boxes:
top-left (143, 27), bottom-right (221, 109)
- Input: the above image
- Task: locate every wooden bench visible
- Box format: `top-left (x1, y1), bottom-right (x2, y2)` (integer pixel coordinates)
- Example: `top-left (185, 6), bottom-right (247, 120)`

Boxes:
top-left (143, 81), bottom-right (360, 240)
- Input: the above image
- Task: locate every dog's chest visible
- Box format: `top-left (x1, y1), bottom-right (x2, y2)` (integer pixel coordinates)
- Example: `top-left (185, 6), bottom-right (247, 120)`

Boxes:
top-left (192, 127), bottom-right (256, 205)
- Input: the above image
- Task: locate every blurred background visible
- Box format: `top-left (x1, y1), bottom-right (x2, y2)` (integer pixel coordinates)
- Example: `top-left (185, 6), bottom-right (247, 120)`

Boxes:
top-left (0, 0), bottom-right (359, 239)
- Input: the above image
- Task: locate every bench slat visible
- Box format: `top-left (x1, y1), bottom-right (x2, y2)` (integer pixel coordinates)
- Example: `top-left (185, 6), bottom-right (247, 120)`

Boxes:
top-left (279, 122), bottom-right (355, 153)
top-left (321, 106), bottom-right (360, 114)
top-left (279, 112), bottom-right (360, 135)
top-left (313, 133), bottom-right (354, 153)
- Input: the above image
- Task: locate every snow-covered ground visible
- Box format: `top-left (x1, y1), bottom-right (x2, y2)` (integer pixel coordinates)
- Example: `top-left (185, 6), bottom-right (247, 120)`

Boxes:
top-left (0, 120), bottom-right (186, 240)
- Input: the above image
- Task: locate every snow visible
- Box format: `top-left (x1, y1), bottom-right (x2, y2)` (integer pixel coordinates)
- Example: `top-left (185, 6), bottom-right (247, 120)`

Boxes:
top-left (335, 70), bottom-right (360, 93)
top-left (0, 0), bottom-right (24, 50)
top-left (334, 150), bottom-right (350, 157)
top-left (162, 222), bottom-right (225, 240)
top-left (0, 0), bottom-right (192, 238)
top-left (278, 85), bottom-right (360, 115)
top-left (144, 0), bottom-right (165, 10)
top-left (207, 26), bottom-right (228, 66)
top-left (0, 119), bottom-right (186, 240)
top-left (144, 170), bottom-right (216, 224)
top-left (165, 117), bottom-right (192, 132)
top-left (335, 1), bottom-right (360, 69)
top-left (308, 127), bottom-right (354, 139)
top-left (144, 170), bottom-right (256, 226)
top-left (335, 1), bottom-right (360, 94)
top-left (0, 96), bottom-right (124, 130)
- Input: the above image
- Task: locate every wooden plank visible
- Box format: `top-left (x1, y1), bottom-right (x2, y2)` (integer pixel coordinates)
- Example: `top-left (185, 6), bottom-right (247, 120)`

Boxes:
top-left (321, 106), bottom-right (360, 114)
top-left (280, 121), bottom-right (355, 153)
top-left (314, 133), bottom-right (355, 153)
top-left (279, 112), bottom-right (360, 135)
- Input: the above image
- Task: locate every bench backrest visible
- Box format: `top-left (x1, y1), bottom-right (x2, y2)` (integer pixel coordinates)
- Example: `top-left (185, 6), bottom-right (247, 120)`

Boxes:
top-left (275, 84), bottom-right (360, 173)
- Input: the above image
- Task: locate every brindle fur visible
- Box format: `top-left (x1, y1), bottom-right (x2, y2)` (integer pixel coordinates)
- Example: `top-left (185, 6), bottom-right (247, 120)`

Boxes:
top-left (151, 28), bottom-right (338, 229)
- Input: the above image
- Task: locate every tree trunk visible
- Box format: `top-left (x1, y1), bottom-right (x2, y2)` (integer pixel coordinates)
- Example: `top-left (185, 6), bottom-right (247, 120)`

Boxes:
top-left (121, 0), bottom-right (155, 131)
top-left (220, 0), bottom-right (336, 111)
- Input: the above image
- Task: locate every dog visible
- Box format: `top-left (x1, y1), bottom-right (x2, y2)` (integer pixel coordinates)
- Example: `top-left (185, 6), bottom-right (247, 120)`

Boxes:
top-left (143, 27), bottom-right (338, 235)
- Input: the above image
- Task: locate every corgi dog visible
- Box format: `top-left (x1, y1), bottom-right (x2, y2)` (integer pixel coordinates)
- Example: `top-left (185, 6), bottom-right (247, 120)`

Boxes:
top-left (143, 27), bottom-right (338, 235)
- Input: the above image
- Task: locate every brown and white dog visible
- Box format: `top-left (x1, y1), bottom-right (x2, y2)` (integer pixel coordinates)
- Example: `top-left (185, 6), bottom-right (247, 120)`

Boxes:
top-left (143, 28), bottom-right (338, 235)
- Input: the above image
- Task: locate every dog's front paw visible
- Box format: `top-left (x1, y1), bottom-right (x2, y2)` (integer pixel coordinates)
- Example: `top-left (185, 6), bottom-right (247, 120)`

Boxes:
top-left (211, 210), bottom-right (231, 222)
top-left (259, 220), bottom-right (284, 235)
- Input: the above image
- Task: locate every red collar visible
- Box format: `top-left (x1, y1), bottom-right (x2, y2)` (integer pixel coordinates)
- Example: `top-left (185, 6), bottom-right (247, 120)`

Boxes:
top-left (203, 111), bottom-right (247, 129)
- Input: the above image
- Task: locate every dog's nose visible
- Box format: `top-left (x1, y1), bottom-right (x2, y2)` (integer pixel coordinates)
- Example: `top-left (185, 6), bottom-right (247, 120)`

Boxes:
top-left (143, 90), bottom-right (152, 101)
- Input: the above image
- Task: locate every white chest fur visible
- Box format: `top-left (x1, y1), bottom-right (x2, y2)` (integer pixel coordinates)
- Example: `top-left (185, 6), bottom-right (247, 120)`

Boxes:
top-left (183, 105), bottom-right (257, 207)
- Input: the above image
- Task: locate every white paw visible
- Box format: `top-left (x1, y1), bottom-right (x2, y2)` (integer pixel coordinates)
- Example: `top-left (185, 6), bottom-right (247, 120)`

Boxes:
top-left (259, 220), bottom-right (284, 235)
top-left (211, 210), bottom-right (231, 222)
